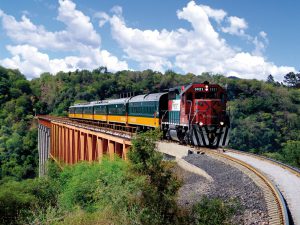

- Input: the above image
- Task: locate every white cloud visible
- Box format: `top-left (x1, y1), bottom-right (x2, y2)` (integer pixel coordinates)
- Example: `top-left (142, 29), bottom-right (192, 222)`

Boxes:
top-left (0, 0), bottom-right (100, 51)
top-left (0, 44), bottom-right (128, 79)
top-left (0, 0), bottom-right (128, 77)
top-left (251, 31), bottom-right (269, 56)
top-left (110, 5), bottom-right (122, 16)
top-left (94, 12), bottom-right (109, 27)
top-left (223, 52), bottom-right (294, 81)
top-left (259, 31), bottom-right (268, 41)
top-left (56, 0), bottom-right (100, 48)
top-left (221, 16), bottom-right (248, 36)
top-left (104, 1), bottom-right (295, 81)
top-left (200, 5), bottom-right (227, 23)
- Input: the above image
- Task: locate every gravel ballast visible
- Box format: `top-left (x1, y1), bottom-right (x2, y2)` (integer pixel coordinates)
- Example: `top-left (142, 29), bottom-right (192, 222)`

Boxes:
top-left (226, 152), bottom-right (300, 225)
top-left (174, 154), bottom-right (269, 224)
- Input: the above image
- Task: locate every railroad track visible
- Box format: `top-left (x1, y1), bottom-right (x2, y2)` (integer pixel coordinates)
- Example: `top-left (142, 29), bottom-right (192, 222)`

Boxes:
top-left (191, 147), bottom-right (290, 225)
top-left (223, 148), bottom-right (300, 178)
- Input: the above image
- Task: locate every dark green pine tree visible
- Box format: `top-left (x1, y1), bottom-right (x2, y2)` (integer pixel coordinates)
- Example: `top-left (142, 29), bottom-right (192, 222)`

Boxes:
top-left (284, 72), bottom-right (300, 88)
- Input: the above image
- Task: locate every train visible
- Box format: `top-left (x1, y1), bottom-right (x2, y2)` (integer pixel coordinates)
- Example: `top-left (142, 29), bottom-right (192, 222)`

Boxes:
top-left (68, 82), bottom-right (230, 148)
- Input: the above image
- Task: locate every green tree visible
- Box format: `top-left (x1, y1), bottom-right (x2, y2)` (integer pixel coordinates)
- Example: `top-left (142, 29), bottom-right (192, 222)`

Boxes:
top-left (189, 197), bottom-right (238, 225)
top-left (281, 140), bottom-right (300, 167)
top-left (284, 72), bottom-right (300, 88)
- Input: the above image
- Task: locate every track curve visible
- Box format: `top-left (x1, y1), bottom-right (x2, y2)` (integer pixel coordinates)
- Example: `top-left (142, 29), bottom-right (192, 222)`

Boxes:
top-left (195, 149), bottom-right (288, 225)
top-left (157, 142), bottom-right (290, 225)
top-left (223, 149), bottom-right (300, 225)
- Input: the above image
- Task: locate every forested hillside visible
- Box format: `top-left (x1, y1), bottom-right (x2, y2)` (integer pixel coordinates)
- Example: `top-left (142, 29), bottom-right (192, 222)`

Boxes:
top-left (0, 67), bottom-right (38, 181)
top-left (0, 65), bottom-right (299, 183)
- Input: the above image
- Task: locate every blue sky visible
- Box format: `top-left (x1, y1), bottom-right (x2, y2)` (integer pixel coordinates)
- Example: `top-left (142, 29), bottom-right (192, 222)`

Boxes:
top-left (0, 0), bottom-right (298, 81)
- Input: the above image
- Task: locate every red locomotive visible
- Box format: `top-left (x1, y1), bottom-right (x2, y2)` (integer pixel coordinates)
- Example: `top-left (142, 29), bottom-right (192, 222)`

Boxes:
top-left (162, 81), bottom-right (230, 147)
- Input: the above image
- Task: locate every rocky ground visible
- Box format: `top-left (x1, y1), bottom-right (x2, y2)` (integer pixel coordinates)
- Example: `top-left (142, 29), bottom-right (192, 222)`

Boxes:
top-left (173, 153), bottom-right (269, 225)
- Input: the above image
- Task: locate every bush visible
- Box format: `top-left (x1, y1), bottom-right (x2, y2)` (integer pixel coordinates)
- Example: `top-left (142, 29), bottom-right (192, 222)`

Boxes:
top-left (0, 178), bottom-right (58, 225)
top-left (56, 158), bottom-right (146, 224)
top-left (0, 181), bottom-right (36, 224)
top-left (189, 197), bottom-right (238, 225)
top-left (281, 140), bottom-right (300, 168)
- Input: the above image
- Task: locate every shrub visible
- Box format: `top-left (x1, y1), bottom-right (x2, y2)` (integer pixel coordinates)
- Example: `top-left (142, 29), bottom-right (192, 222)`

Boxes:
top-left (57, 158), bottom-right (146, 224)
top-left (0, 181), bottom-right (36, 225)
top-left (282, 140), bottom-right (300, 168)
top-left (189, 197), bottom-right (238, 225)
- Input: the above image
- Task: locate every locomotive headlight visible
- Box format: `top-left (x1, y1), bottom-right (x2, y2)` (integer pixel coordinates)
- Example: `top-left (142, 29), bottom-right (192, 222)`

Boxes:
top-left (220, 121), bottom-right (224, 126)
top-left (199, 122), bottom-right (203, 126)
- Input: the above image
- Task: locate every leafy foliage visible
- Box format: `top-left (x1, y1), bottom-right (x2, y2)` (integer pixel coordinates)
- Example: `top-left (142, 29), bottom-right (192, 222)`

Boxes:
top-left (0, 66), bottom-right (38, 181)
top-left (0, 178), bottom-right (58, 225)
top-left (189, 197), bottom-right (238, 225)
top-left (281, 140), bottom-right (300, 167)
top-left (284, 72), bottom-right (300, 88)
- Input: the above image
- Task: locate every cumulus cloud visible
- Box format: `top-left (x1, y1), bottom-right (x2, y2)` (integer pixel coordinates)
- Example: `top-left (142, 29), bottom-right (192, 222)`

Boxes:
top-left (0, 44), bottom-right (128, 79)
top-left (0, 1), bottom-right (100, 51)
top-left (200, 5), bottom-right (227, 23)
top-left (0, 0), bottom-right (128, 78)
top-left (94, 12), bottom-right (110, 27)
top-left (221, 16), bottom-right (248, 36)
top-left (110, 5), bottom-right (122, 16)
top-left (104, 1), bottom-right (295, 80)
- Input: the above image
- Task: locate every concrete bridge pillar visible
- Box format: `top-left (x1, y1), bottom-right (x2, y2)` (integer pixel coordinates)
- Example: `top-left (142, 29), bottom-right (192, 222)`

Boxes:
top-left (38, 124), bottom-right (50, 177)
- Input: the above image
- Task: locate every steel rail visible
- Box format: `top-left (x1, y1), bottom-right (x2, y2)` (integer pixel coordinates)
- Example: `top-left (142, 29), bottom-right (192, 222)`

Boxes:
top-left (224, 148), bottom-right (300, 178)
top-left (196, 148), bottom-right (289, 225)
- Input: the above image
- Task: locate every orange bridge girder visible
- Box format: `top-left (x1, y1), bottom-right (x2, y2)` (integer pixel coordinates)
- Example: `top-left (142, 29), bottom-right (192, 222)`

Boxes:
top-left (37, 116), bottom-right (132, 176)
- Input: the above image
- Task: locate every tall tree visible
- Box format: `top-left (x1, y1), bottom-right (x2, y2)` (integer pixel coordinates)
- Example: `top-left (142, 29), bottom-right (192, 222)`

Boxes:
top-left (284, 72), bottom-right (300, 88)
top-left (266, 74), bottom-right (275, 83)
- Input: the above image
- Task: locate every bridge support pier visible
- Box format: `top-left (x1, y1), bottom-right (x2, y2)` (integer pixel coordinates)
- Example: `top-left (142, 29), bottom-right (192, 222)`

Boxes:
top-left (38, 124), bottom-right (51, 177)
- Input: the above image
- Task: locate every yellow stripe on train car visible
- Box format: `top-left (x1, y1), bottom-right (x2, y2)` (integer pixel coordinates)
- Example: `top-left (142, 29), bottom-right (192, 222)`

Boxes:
top-left (68, 113), bottom-right (75, 118)
top-left (107, 115), bottom-right (127, 124)
top-left (73, 113), bottom-right (83, 119)
top-left (94, 114), bottom-right (107, 122)
top-left (128, 116), bottom-right (160, 128)
top-left (82, 114), bottom-right (94, 120)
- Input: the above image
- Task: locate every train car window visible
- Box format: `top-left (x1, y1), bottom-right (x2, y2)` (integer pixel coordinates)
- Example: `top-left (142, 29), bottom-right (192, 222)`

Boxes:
top-left (75, 107), bottom-right (82, 114)
top-left (187, 93), bottom-right (193, 101)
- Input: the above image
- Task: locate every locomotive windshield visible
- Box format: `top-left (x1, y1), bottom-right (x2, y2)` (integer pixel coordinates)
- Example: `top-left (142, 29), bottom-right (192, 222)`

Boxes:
top-left (195, 92), bottom-right (218, 99)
